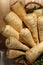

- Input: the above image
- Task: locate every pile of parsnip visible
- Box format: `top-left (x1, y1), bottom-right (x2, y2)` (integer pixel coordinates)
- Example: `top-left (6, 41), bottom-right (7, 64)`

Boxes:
top-left (1, 1), bottom-right (43, 63)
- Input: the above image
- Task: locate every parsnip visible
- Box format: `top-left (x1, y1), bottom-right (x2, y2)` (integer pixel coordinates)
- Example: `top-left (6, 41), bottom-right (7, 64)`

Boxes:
top-left (23, 15), bottom-right (39, 44)
top-left (5, 37), bottom-right (30, 51)
top-left (11, 1), bottom-right (26, 20)
top-left (6, 50), bottom-right (25, 59)
top-left (25, 42), bottom-right (43, 63)
top-left (34, 9), bottom-right (43, 17)
top-left (5, 12), bottom-right (23, 32)
top-left (2, 25), bottom-right (19, 40)
top-left (20, 28), bottom-right (36, 47)
top-left (11, 2), bottom-right (39, 44)
top-left (38, 16), bottom-right (43, 42)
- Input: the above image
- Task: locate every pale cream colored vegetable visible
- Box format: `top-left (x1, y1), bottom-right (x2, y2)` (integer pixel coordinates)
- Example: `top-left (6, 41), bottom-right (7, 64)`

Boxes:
top-left (11, 2), bottom-right (39, 44)
top-left (23, 15), bottom-right (39, 44)
top-left (34, 9), bottom-right (43, 17)
top-left (6, 50), bottom-right (25, 59)
top-left (2, 25), bottom-right (19, 40)
top-left (11, 1), bottom-right (26, 20)
top-left (38, 16), bottom-right (43, 42)
top-left (5, 12), bottom-right (23, 32)
top-left (25, 42), bottom-right (43, 63)
top-left (20, 28), bottom-right (36, 47)
top-left (5, 37), bottom-right (30, 51)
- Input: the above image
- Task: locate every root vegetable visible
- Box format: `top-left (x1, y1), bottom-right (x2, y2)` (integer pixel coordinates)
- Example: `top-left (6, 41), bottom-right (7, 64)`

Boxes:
top-left (25, 42), bottom-right (43, 63)
top-left (20, 28), bottom-right (36, 47)
top-left (6, 50), bottom-right (25, 59)
top-left (5, 37), bottom-right (30, 51)
top-left (38, 16), bottom-right (43, 42)
top-left (6, 41), bottom-right (43, 62)
top-left (2, 25), bottom-right (19, 40)
top-left (11, 1), bottom-right (26, 20)
top-left (23, 15), bottom-right (39, 44)
top-left (5, 12), bottom-right (23, 32)
top-left (11, 2), bottom-right (39, 44)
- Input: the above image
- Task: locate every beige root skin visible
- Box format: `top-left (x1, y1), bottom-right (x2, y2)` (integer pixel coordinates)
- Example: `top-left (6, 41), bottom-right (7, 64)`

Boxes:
top-left (5, 12), bottom-right (23, 32)
top-left (23, 15), bottom-right (39, 44)
top-left (32, 13), bottom-right (37, 22)
top-left (11, 1), bottom-right (26, 20)
top-left (28, 13), bottom-right (37, 22)
top-left (20, 28), bottom-right (36, 47)
top-left (38, 16), bottom-right (43, 42)
top-left (34, 9), bottom-right (43, 17)
top-left (19, 35), bottom-right (26, 43)
top-left (5, 37), bottom-right (30, 51)
top-left (6, 50), bottom-right (25, 59)
top-left (25, 42), bottom-right (43, 63)
top-left (2, 25), bottom-right (19, 40)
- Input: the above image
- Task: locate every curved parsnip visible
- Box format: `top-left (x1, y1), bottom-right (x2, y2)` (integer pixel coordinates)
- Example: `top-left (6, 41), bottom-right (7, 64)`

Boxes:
top-left (6, 50), bottom-right (25, 59)
top-left (24, 15), bottom-right (39, 44)
top-left (38, 16), bottom-right (43, 42)
top-left (11, 1), bottom-right (26, 20)
top-left (25, 42), bottom-right (43, 63)
top-left (5, 12), bottom-right (23, 32)
top-left (2, 25), bottom-right (19, 40)
top-left (34, 9), bottom-right (43, 17)
top-left (5, 37), bottom-right (30, 51)
top-left (20, 28), bottom-right (36, 47)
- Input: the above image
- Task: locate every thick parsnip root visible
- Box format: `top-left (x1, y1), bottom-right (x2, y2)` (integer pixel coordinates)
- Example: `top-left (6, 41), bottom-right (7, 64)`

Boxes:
top-left (5, 12), bottom-right (23, 32)
top-left (6, 50), bottom-right (25, 59)
top-left (11, 1), bottom-right (26, 20)
top-left (38, 16), bottom-right (43, 42)
top-left (24, 15), bottom-right (39, 44)
top-left (34, 9), bottom-right (43, 17)
top-left (25, 42), bottom-right (43, 63)
top-left (5, 37), bottom-right (30, 51)
top-left (2, 25), bottom-right (19, 40)
top-left (20, 28), bottom-right (36, 47)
